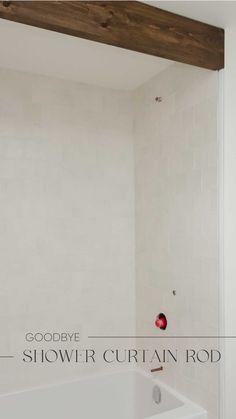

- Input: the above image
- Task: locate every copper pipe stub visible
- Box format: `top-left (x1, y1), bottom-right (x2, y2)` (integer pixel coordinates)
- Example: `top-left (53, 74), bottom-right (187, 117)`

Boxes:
top-left (151, 366), bottom-right (163, 373)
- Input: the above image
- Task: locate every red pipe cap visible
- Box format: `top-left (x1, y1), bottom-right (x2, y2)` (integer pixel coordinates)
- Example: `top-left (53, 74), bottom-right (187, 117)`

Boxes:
top-left (155, 313), bottom-right (167, 330)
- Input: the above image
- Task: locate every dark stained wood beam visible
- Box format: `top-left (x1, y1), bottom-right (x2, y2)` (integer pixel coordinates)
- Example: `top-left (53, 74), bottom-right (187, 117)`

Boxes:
top-left (0, 1), bottom-right (224, 70)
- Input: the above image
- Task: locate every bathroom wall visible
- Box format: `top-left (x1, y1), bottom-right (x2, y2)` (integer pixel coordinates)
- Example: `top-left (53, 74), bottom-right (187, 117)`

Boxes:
top-left (134, 64), bottom-right (219, 419)
top-left (0, 68), bottom-right (135, 392)
top-left (224, 26), bottom-right (236, 419)
top-left (0, 63), bottom-right (220, 418)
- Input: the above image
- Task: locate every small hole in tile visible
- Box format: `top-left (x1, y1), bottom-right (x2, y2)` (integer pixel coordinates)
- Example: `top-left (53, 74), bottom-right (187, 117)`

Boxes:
top-left (172, 290), bottom-right (176, 296)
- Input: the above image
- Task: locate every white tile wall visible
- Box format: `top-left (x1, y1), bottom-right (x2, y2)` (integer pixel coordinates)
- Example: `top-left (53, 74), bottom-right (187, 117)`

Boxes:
top-left (0, 68), bottom-right (135, 391)
top-left (134, 63), bottom-right (219, 419)
top-left (0, 63), bottom-right (220, 419)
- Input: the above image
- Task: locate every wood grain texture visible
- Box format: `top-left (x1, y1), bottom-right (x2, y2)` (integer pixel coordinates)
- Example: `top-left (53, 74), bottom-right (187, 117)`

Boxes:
top-left (0, 1), bottom-right (224, 70)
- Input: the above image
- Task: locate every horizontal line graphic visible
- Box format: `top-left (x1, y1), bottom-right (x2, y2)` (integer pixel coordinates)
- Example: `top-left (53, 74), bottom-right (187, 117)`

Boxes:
top-left (88, 336), bottom-right (236, 339)
top-left (0, 356), bottom-right (15, 358)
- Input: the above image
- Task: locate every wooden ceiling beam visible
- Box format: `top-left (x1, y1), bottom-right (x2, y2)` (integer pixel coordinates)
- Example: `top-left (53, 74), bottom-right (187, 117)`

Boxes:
top-left (0, 1), bottom-right (224, 70)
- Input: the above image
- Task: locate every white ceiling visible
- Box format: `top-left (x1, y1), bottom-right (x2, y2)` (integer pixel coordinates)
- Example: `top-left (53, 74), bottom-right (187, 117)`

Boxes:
top-left (0, 18), bottom-right (171, 91)
top-left (1, 2), bottom-right (234, 90)
top-left (145, 1), bottom-right (236, 28)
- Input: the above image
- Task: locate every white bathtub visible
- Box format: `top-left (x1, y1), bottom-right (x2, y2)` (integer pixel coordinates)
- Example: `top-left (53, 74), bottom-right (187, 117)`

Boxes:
top-left (0, 369), bottom-right (207, 419)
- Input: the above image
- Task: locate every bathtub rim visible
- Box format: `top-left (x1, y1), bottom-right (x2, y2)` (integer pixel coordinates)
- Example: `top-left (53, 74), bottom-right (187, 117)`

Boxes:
top-left (0, 366), bottom-right (208, 418)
